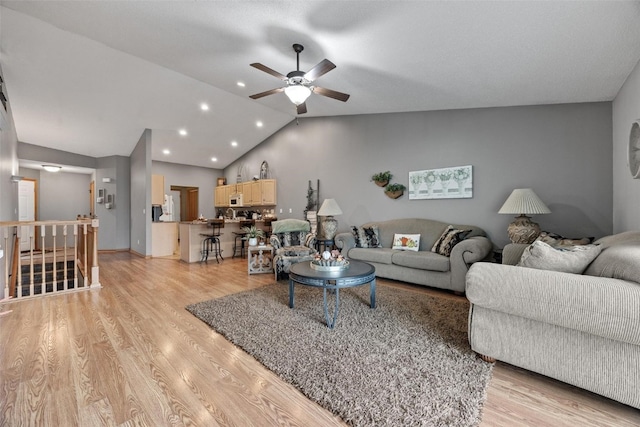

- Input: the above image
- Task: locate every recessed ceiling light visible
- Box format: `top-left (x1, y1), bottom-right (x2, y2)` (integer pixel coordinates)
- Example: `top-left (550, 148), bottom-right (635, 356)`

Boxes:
top-left (43, 165), bottom-right (61, 172)
top-left (256, 121), bottom-right (263, 128)
top-left (237, 81), bottom-right (245, 87)
top-left (231, 141), bottom-right (238, 147)
top-left (211, 157), bottom-right (218, 162)
top-left (179, 129), bottom-right (187, 136)
top-left (163, 149), bottom-right (170, 155)
top-left (200, 103), bottom-right (209, 111)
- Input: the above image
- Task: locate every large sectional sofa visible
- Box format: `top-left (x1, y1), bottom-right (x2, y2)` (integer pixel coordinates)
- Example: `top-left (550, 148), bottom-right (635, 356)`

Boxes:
top-left (466, 231), bottom-right (640, 409)
top-left (335, 218), bottom-right (492, 293)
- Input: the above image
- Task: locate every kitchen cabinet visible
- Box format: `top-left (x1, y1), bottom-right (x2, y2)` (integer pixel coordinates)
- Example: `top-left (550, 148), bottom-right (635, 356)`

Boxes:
top-left (242, 182), bottom-right (254, 204)
top-left (152, 174), bottom-right (165, 205)
top-left (214, 186), bottom-right (226, 207)
top-left (214, 180), bottom-right (276, 207)
top-left (251, 179), bottom-right (276, 205)
top-left (214, 184), bottom-right (239, 207)
top-left (225, 184), bottom-right (237, 202)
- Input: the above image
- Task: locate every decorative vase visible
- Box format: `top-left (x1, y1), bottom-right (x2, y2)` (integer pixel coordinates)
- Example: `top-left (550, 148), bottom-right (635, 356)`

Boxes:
top-left (385, 190), bottom-right (403, 199)
top-left (248, 237), bottom-right (258, 246)
top-left (321, 216), bottom-right (338, 240)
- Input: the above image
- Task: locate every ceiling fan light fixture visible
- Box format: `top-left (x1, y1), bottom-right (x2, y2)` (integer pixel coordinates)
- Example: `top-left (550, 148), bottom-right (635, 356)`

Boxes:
top-left (284, 85), bottom-right (311, 106)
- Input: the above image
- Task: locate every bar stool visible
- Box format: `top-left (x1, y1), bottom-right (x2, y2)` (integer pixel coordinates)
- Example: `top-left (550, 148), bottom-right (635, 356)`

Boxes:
top-left (232, 219), bottom-right (254, 258)
top-left (200, 219), bottom-right (224, 263)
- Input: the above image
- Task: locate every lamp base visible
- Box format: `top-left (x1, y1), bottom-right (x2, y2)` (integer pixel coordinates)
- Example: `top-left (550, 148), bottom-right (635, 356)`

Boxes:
top-left (321, 216), bottom-right (338, 240)
top-left (507, 215), bottom-right (541, 244)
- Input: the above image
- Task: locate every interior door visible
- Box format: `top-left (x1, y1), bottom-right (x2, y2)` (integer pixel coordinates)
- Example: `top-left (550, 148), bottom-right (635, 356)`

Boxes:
top-left (18, 179), bottom-right (36, 252)
top-left (89, 180), bottom-right (95, 216)
top-left (187, 189), bottom-right (198, 221)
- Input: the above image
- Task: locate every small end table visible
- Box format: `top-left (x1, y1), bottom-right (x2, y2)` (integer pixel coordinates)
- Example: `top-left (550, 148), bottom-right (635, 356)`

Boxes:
top-left (247, 245), bottom-right (274, 275)
top-left (316, 238), bottom-right (335, 253)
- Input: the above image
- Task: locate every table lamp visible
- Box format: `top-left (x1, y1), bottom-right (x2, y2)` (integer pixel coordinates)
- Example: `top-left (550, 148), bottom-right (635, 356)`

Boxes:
top-left (317, 198), bottom-right (343, 240)
top-left (498, 188), bottom-right (551, 244)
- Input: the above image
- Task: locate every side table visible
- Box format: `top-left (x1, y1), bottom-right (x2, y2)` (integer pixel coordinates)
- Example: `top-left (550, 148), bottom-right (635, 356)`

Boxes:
top-left (316, 238), bottom-right (335, 253)
top-left (248, 245), bottom-right (274, 275)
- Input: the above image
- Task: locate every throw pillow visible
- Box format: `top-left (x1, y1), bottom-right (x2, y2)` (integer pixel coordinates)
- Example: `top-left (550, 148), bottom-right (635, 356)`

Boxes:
top-left (537, 231), bottom-right (594, 247)
top-left (431, 225), bottom-right (470, 257)
top-left (392, 233), bottom-right (420, 251)
top-left (351, 226), bottom-right (382, 248)
top-left (518, 240), bottom-right (601, 274)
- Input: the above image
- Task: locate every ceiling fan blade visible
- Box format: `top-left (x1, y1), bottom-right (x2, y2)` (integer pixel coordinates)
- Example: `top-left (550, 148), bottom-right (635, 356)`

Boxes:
top-left (304, 59), bottom-right (336, 82)
top-left (249, 87), bottom-right (284, 99)
top-left (313, 86), bottom-right (350, 102)
top-left (250, 63), bottom-right (288, 81)
top-left (297, 102), bottom-right (307, 115)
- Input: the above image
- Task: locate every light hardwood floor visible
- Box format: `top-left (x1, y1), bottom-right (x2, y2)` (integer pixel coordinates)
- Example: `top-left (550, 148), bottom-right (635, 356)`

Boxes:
top-left (1, 252), bottom-right (638, 426)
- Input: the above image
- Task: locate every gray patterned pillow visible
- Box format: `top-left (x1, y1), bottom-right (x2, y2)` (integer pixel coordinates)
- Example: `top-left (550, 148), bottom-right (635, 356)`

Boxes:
top-left (431, 225), bottom-right (470, 256)
top-left (351, 226), bottom-right (382, 248)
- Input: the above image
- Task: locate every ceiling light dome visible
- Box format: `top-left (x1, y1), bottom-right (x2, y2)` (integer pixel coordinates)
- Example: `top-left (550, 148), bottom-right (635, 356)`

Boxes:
top-left (284, 85), bottom-right (311, 106)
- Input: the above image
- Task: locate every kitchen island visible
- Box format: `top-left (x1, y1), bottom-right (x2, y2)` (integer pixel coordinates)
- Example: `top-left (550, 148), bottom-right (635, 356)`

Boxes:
top-left (179, 219), bottom-right (272, 263)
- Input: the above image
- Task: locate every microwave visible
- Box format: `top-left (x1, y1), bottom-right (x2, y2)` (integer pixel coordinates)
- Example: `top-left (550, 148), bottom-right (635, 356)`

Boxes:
top-left (229, 193), bottom-right (243, 207)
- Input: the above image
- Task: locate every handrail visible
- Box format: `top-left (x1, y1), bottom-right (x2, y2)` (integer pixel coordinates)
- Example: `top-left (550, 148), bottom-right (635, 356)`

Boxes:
top-left (1, 218), bottom-right (101, 300)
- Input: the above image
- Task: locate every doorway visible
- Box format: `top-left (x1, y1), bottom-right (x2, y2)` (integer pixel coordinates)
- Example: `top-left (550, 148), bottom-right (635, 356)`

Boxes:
top-left (18, 179), bottom-right (37, 252)
top-left (170, 185), bottom-right (198, 221)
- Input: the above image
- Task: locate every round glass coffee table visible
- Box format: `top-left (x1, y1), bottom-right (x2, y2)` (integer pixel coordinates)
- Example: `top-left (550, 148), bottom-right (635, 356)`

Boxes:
top-left (288, 260), bottom-right (376, 329)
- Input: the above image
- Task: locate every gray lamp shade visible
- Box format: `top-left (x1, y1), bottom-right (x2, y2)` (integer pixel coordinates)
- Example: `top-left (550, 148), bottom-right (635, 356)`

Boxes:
top-left (498, 189), bottom-right (551, 215)
top-left (317, 198), bottom-right (343, 216)
top-left (499, 189), bottom-right (550, 244)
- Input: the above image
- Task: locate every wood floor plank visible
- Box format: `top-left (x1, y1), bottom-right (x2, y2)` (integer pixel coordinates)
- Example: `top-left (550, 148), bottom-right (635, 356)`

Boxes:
top-left (1, 252), bottom-right (638, 426)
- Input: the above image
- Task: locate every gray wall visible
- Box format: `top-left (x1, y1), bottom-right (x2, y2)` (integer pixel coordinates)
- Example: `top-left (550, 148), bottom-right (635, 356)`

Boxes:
top-left (17, 167), bottom-right (91, 247)
top-left (18, 142), bottom-right (96, 169)
top-left (39, 170), bottom-right (91, 220)
top-left (96, 155), bottom-right (131, 250)
top-left (151, 161), bottom-right (222, 219)
top-left (0, 67), bottom-right (19, 299)
top-left (612, 56), bottom-right (640, 232)
top-left (227, 102), bottom-right (613, 248)
top-left (130, 129), bottom-right (152, 256)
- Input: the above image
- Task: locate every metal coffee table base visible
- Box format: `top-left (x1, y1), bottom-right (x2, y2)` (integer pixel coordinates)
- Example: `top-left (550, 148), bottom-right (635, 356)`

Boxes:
top-left (288, 262), bottom-right (376, 329)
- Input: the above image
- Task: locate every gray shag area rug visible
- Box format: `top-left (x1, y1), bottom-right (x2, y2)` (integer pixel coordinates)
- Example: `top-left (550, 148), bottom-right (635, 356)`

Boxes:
top-left (186, 283), bottom-right (493, 426)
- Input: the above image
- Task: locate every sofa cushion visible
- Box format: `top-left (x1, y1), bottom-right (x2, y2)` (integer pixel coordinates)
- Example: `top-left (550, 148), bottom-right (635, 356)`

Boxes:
top-left (391, 233), bottom-right (420, 251)
top-left (348, 247), bottom-right (394, 265)
top-left (518, 240), bottom-right (601, 274)
top-left (584, 244), bottom-right (640, 284)
top-left (351, 225), bottom-right (382, 248)
top-left (431, 225), bottom-right (470, 256)
top-left (392, 250), bottom-right (450, 272)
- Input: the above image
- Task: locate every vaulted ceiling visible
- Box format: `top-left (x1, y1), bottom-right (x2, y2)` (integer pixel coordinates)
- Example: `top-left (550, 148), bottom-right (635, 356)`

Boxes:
top-left (2, 1), bottom-right (640, 169)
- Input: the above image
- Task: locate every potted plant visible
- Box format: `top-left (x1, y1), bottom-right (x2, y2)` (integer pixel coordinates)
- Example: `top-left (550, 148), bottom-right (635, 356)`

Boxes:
top-left (242, 225), bottom-right (265, 246)
top-left (371, 171), bottom-right (392, 187)
top-left (384, 183), bottom-right (406, 199)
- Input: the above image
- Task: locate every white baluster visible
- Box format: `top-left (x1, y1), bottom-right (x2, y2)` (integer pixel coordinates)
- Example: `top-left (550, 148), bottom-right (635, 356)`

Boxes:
top-left (73, 224), bottom-right (78, 289)
top-left (29, 225), bottom-right (34, 297)
top-left (52, 225), bottom-right (57, 292)
top-left (63, 225), bottom-right (68, 291)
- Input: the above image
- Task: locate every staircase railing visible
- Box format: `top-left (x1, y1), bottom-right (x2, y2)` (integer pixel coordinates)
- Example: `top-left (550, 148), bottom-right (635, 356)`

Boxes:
top-left (1, 218), bottom-right (101, 300)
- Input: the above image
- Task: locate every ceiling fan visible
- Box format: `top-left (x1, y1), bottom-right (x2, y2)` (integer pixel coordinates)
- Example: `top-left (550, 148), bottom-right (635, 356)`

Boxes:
top-left (249, 43), bottom-right (350, 114)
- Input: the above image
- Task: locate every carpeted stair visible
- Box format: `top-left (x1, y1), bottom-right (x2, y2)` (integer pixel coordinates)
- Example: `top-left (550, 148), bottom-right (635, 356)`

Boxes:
top-left (16, 260), bottom-right (83, 296)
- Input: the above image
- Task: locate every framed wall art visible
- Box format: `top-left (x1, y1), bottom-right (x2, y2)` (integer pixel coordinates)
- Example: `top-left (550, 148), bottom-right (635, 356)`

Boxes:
top-left (409, 165), bottom-right (473, 200)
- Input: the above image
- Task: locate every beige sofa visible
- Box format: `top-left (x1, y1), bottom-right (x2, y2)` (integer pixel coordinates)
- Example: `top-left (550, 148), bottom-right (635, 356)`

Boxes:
top-left (335, 218), bottom-right (492, 293)
top-left (466, 231), bottom-right (640, 409)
